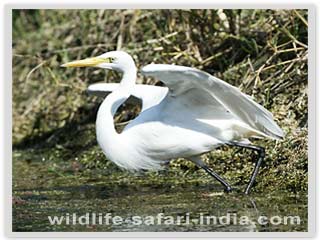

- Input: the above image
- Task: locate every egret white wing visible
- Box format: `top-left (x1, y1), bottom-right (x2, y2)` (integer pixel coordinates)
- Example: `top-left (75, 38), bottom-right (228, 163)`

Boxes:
top-left (141, 64), bottom-right (284, 139)
top-left (87, 83), bottom-right (120, 98)
top-left (87, 83), bottom-right (168, 111)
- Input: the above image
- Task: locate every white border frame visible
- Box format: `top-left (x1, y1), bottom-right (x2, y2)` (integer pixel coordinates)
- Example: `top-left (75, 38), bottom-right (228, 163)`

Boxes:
top-left (1, 1), bottom-right (316, 238)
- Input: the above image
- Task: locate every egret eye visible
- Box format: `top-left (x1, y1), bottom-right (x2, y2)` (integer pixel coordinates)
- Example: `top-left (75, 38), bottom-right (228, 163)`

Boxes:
top-left (104, 57), bottom-right (115, 63)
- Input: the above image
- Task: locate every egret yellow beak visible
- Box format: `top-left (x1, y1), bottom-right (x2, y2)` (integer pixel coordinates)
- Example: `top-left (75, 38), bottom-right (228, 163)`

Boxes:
top-left (61, 57), bottom-right (106, 67)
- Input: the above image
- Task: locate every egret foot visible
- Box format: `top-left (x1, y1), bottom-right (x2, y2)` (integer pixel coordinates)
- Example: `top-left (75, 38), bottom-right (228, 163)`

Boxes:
top-left (224, 185), bottom-right (232, 193)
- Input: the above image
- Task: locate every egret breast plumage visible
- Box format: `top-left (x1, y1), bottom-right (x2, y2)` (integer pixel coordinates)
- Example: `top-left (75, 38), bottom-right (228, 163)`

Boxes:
top-left (62, 50), bottom-right (284, 194)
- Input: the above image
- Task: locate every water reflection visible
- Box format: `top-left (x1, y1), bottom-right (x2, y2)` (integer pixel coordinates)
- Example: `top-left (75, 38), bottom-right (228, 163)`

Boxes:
top-left (13, 181), bottom-right (307, 232)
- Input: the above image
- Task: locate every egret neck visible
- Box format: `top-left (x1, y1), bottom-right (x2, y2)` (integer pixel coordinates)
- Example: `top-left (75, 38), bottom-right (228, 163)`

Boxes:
top-left (95, 66), bottom-right (137, 160)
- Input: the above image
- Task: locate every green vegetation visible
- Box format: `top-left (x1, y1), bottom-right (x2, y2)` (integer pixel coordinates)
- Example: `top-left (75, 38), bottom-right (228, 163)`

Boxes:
top-left (12, 9), bottom-right (308, 232)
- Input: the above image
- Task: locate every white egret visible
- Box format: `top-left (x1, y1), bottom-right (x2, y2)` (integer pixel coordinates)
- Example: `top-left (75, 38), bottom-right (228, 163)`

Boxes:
top-left (62, 51), bottom-right (284, 194)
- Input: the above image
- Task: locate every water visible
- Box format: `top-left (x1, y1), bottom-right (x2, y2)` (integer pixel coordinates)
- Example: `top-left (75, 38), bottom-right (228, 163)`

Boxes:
top-left (12, 150), bottom-right (307, 232)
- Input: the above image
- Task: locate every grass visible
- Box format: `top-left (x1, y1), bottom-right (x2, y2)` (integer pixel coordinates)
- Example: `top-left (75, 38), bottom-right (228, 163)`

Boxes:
top-left (12, 9), bottom-right (308, 193)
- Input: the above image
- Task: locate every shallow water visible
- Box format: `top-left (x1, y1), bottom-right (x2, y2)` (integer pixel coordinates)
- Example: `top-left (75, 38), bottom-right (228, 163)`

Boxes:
top-left (12, 150), bottom-right (307, 232)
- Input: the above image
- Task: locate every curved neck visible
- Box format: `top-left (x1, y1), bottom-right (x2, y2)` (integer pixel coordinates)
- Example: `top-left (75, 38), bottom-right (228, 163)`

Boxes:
top-left (95, 67), bottom-right (136, 158)
top-left (120, 67), bottom-right (137, 89)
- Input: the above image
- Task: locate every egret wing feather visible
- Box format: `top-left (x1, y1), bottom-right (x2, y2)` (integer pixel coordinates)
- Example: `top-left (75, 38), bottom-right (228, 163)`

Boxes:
top-left (141, 64), bottom-right (284, 139)
top-left (87, 83), bottom-right (168, 111)
top-left (87, 83), bottom-right (119, 98)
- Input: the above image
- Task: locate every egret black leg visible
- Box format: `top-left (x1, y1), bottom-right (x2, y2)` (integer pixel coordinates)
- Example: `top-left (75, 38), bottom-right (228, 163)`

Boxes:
top-left (229, 142), bottom-right (265, 195)
top-left (202, 165), bottom-right (232, 192)
top-left (189, 156), bottom-right (232, 192)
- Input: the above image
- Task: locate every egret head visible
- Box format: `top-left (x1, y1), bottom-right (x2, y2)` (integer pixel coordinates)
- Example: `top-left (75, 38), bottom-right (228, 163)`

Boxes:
top-left (61, 50), bottom-right (136, 73)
